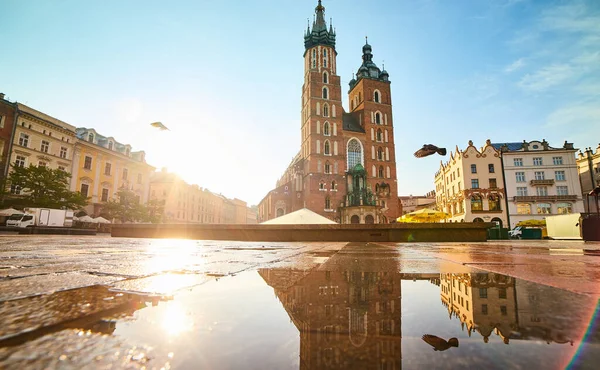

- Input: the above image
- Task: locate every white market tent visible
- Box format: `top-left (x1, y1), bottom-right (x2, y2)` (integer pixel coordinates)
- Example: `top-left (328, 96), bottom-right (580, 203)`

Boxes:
top-left (0, 208), bottom-right (22, 216)
top-left (261, 208), bottom-right (337, 225)
top-left (93, 216), bottom-right (111, 224)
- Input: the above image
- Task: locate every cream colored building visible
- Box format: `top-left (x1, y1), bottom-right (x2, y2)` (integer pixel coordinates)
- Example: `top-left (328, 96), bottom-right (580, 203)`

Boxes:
top-left (8, 103), bottom-right (77, 193)
top-left (576, 144), bottom-right (600, 213)
top-left (440, 273), bottom-right (517, 344)
top-left (495, 140), bottom-right (584, 229)
top-left (435, 140), bottom-right (508, 227)
top-left (71, 128), bottom-right (154, 216)
top-left (149, 170), bottom-right (250, 224)
top-left (399, 191), bottom-right (436, 215)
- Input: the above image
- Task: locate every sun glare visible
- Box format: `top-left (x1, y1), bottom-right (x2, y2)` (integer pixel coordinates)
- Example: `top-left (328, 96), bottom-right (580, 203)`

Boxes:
top-left (161, 301), bottom-right (194, 337)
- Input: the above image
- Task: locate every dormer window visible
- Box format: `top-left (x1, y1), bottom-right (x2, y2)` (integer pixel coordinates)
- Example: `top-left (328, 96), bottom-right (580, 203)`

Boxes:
top-left (126, 148), bottom-right (130, 156)
top-left (88, 133), bottom-right (94, 142)
top-left (108, 141), bottom-right (113, 150)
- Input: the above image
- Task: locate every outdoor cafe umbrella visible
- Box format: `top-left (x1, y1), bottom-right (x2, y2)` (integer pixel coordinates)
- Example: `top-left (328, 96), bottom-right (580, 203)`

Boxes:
top-left (93, 216), bottom-right (111, 224)
top-left (396, 208), bottom-right (450, 223)
top-left (517, 219), bottom-right (546, 227)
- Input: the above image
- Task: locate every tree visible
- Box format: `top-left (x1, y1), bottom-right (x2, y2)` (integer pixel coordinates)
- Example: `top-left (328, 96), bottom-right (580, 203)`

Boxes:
top-left (99, 189), bottom-right (164, 223)
top-left (5, 164), bottom-right (88, 209)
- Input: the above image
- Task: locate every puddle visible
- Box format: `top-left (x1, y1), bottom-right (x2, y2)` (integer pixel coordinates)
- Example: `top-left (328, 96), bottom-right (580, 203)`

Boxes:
top-left (1, 244), bottom-right (600, 369)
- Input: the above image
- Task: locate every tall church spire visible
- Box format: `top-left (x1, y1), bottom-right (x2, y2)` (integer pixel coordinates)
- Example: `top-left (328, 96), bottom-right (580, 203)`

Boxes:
top-left (304, 0), bottom-right (336, 53)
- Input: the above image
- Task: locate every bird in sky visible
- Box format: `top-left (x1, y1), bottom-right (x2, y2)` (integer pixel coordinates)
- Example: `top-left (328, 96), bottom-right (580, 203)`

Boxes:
top-left (150, 122), bottom-right (170, 131)
top-left (414, 144), bottom-right (447, 158)
top-left (421, 334), bottom-right (459, 351)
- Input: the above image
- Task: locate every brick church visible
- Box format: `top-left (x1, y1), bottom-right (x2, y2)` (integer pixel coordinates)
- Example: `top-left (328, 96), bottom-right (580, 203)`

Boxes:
top-left (258, 0), bottom-right (399, 224)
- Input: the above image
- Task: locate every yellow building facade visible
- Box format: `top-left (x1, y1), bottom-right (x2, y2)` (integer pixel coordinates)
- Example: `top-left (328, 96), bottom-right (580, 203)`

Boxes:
top-left (71, 128), bottom-right (154, 216)
top-left (150, 170), bottom-right (251, 224)
top-left (7, 104), bottom-right (77, 193)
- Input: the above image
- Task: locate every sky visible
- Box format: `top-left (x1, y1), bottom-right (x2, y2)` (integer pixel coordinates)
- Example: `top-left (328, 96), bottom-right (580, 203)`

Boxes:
top-left (1, 0), bottom-right (599, 205)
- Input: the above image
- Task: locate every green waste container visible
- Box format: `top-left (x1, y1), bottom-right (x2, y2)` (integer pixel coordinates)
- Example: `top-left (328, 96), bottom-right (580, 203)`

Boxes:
top-left (521, 228), bottom-right (542, 239)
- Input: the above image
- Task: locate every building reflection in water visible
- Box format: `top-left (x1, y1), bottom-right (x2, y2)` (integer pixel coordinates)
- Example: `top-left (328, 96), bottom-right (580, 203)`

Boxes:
top-left (438, 273), bottom-right (599, 345)
top-left (260, 243), bottom-right (403, 369)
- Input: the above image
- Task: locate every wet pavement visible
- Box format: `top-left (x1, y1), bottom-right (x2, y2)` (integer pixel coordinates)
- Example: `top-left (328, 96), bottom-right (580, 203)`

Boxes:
top-left (1, 236), bottom-right (599, 369)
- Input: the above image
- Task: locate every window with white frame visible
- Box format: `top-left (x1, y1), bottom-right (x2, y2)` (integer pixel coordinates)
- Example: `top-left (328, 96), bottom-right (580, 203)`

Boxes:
top-left (323, 122), bottom-right (330, 136)
top-left (516, 172), bottom-right (526, 182)
top-left (19, 133), bottom-right (29, 147)
top-left (534, 171), bottom-right (545, 180)
top-left (84, 156), bottom-right (92, 170)
top-left (471, 179), bottom-right (479, 188)
top-left (378, 166), bottom-right (384, 178)
top-left (374, 90), bottom-right (380, 103)
top-left (80, 183), bottom-right (89, 197)
top-left (10, 185), bottom-right (22, 194)
top-left (104, 163), bottom-right (112, 175)
top-left (556, 186), bottom-right (568, 195)
top-left (553, 157), bottom-right (563, 165)
top-left (471, 164), bottom-right (477, 174)
top-left (324, 161), bottom-right (331, 174)
top-left (325, 196), bottom-right (331, 209)
top-left (555, 171), bottom-right (566, 181)
top-left (323, 104), bottom-right (329, 117)
top-left (15, 155), bottom-right (26, 167)
top-left (101, 188), bottom-right (109, 202)
top-left (514, 158), bottom-right (523, 166)
top-left (319, 181), bottom-right (325, 190)
top-left (376, 129), bottom-right (382, 142)
top-left (60, 146), bottom-right (67, 159)
top-left (375, 112), bottom-right (381, 124)
top-left (324, 140), bottom-right (330, 155)
top-left (377, 147), bottom-right (383, 161)
top-left (323, 71), bottom-right (328, 84)
top-left (88, 133), bottom-right (94, 142)
top-left (40, 140), bottom-right (50, 153)
top-left (322, 87), bottom-right (328, 99)
top-left (517, 187), bottom-right (528, 196)
top-left (533, 157), bottom-right (543, 166)
top-left (58, 166), bottom-right (66, 171)
top-left (536, 186), bottom-right (548, 196)
top-left (38, 161), bottom-right (47, 167)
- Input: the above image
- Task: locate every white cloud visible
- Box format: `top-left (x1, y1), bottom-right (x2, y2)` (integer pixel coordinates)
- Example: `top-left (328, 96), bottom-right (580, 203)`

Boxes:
top-left (518, 64), bottom-right (574, 92)
top-left (546, 103), bottom-right (600, 128)
top-left (504, 58), bottom-right (525, 73)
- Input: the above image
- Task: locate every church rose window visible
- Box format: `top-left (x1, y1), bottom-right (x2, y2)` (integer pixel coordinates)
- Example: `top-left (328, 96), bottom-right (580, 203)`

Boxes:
top-left (347, 139), bottom-right (362, 169)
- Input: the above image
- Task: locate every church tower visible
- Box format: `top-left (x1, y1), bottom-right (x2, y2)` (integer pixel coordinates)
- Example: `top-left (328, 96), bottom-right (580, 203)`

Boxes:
top-left (346, 40), bottom-right (399, 222)
top-left (300, 0), bottom-right (345, 218)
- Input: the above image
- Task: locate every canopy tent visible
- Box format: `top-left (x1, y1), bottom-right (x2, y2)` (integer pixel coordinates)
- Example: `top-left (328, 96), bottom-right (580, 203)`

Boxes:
top-left (0, 208), bottom-right (22, 216)
top-left (396, 208), bottom-right (450, 223)
top-left (93, 216), bottom-right (111, 224)
top-left (261, 208), bottom-right (337, 225)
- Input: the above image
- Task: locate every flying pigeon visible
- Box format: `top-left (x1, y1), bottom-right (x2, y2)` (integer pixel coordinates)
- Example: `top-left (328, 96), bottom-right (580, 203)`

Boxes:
top-left (414, 144), bottom-right (447, 158)
top-left (150, 122), bottom-right (170, 131)
top-left (421, 334), bottom-right (459, 351)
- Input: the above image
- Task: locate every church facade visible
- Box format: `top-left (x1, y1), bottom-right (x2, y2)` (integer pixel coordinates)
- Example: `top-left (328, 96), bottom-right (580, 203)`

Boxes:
top-left (258, 1), bottom-right (399, 224)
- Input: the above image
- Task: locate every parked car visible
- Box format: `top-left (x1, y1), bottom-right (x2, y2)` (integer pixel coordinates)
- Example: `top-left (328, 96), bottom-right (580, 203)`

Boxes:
top-left (509, 226), bottom-right (523, 239)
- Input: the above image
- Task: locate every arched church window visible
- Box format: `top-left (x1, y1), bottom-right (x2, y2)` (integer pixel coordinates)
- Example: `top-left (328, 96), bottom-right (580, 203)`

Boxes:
top-left (376, 129), bottom-right (383, 142)
top-left (347, 139), bottom-right (362, 169)
top-left (378, 166), bottom-right (384, 178)
top-left (374, 90), bottom-right (380, 103)
top-left (325, 161), bottom-right (331, 174)
top-left (325, 196), bottom-right (331, 210)
top-left (324, 140), bottom-right (331, 155)
top-left (323, 122), bottom-right (330, 136)
top-left (322, 87), bottom-right (328, 99)
top-left (331, 180), bottom-right (337, 190)
top-left (323, 72), bottom-right (328, 84)
top-left (323, 104), bottom-right (329, 117)
top-left (377, 147), bottom-right (384, 161)
top-left (375, 112), bottom-right (381, 124)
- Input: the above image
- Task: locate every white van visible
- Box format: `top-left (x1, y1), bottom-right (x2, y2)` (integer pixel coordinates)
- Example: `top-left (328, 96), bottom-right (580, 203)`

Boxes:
top-left (6, 213), bottom-right (25, 227)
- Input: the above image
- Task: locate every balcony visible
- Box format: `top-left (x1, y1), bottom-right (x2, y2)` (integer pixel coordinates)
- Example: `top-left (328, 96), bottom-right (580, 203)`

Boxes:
top-left (514, 195), bottom-right (578, 202)
top-left (530, 179), bottom-right (555, 186)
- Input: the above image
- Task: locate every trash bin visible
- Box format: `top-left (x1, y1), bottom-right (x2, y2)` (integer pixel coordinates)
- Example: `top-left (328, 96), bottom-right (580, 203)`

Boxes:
top-left (521, 228), bottom-right (542, 239)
